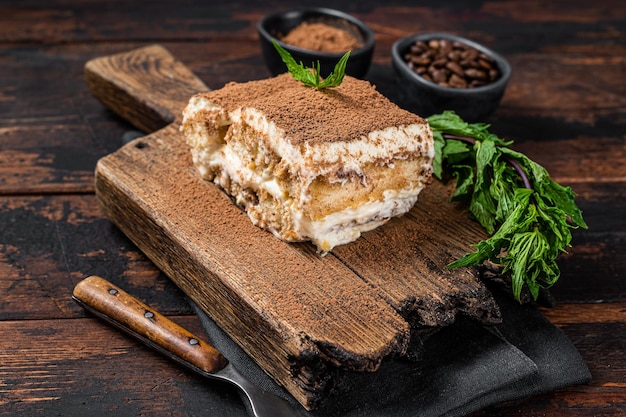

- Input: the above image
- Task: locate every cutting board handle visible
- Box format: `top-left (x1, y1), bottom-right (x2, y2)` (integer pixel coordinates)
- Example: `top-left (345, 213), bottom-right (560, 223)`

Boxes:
top-left (85, 44), bottom-right (209, 133)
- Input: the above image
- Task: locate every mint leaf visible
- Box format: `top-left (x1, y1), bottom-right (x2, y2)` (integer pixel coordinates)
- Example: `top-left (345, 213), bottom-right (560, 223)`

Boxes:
top-left (318, 49), bottom-right (350, 88)
top-left (429, 110), bottom-right (587, 302)
top-left (271, 40), bottom-right (350, 90)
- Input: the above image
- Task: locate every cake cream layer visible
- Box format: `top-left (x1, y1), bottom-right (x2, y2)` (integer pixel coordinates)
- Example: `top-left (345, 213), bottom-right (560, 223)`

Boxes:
top-left (181, 73), bottom-right (434, 252)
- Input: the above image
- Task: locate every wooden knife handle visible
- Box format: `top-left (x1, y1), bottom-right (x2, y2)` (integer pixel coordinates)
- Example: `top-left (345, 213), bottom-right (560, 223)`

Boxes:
top-left (73, 275), bottom-right (228, 374)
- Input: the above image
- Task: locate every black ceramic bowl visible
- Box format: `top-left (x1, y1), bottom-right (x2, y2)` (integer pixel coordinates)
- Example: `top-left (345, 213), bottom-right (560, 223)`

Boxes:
top-left (257, 7), bottom-right (375, 79)
top-left (391, 32), bottom-right (511, 121)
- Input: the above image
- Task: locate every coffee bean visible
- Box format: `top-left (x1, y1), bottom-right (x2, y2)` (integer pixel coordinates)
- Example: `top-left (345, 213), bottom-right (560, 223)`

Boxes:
top-left (449, 74), bottom-right (468, 88)
top-left (478, 58), bottom-right (492, 70)
top-left (464, 68), bottom-right (487, 80)
top-left (431, 68), bottom-right (448, 84)
top-left (445, 61), bottom-right (464, 77)
top-left (447, 50), bottom-right (461, 61)
top-left (402, 37), bottom-right (502, 89)
top-left (408, 55), bottom-right (430, 66)
top-left (462, 48), bottom-right (479, 61)
top-left (460, 59), bottom-right (479, 69)
top-left (432, 57), bottom-right (448, 68)
top-left (439, 39), bottom-right (452, 54)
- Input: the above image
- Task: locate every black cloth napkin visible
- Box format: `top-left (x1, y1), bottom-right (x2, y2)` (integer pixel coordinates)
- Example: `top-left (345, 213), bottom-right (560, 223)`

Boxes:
top-left (190, 288), bottom-right (590, 417)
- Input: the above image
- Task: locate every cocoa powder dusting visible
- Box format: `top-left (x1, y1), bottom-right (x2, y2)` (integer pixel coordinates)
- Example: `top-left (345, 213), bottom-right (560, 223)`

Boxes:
top-left (281, 22), bottom-right (361, 53)
top-left (197, 73), bottom-right (426, 146)
top-left (168, 155), bottom-right (406, 360)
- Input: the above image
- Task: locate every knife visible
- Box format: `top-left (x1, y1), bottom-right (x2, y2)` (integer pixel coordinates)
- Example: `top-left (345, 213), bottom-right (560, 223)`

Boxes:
top-left (72, 275), bottom-right (300, 417)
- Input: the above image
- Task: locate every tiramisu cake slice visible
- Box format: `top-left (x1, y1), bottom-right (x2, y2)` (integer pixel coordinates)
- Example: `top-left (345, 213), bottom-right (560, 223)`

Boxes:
top-left (181, 73), bottom-right (434, 252)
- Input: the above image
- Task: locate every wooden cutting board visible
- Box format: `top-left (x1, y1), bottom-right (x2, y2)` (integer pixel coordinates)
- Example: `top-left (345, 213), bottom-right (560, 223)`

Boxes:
top-left (87, 44), bottom-right (501, 410)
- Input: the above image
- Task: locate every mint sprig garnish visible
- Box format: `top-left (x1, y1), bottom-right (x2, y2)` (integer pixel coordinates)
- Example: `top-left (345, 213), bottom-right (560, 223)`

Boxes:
top-left (271, 39), bottom-right (350, 89)
top-left (428, 111), bottom-right (587, 302)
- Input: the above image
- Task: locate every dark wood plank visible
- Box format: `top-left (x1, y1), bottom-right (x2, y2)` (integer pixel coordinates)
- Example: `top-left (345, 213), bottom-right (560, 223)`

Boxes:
top-left (0, 1), bottom-right (259, 43)
top-left (0, 194), bottom-right (192, 321)
top-left (0, 316), bottom-right (250, 417)
top-left (0, 44), bottom-right (130, 194)
top-left (0, 40), bottom-right (277, 196)
top-left (549, 181), bottom-right (626, 302)
top-left (2, 1), bottom-right (624, 47)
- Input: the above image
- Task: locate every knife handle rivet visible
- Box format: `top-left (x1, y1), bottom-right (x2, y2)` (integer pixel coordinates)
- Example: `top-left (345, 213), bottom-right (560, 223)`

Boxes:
top-left (108, 288), bottom-right (118, 295)
top-left (144, 311), bottom-right (154, 319)
top-left (189, 338), bottom-right (199, 346)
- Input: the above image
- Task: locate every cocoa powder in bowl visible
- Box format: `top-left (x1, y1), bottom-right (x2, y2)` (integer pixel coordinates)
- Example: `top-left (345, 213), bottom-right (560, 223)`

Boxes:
top-left (257, 8), bottom-right (375, 78)
top-left (281, 21), bottom-right (362, 53)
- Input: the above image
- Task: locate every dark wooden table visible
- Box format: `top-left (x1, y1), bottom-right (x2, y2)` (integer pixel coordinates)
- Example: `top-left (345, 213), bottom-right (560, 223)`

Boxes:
top-left (1, 1), bottom-right (624, 416)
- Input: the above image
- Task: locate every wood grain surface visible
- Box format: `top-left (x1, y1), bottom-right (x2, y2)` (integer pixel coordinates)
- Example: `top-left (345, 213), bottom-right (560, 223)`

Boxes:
top-left (0, 0), bottom-right (624, 416)
top-left (86, 44), bottom-right (500, 409)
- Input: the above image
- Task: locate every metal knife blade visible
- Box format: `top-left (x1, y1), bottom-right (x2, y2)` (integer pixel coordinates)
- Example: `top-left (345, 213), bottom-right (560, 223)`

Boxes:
top-left (72, 275), bottom-right (300, 417)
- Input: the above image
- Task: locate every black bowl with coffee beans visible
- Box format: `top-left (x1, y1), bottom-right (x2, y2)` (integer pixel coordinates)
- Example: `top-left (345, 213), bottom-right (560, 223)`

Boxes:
top-left (391, 32), bottom-right (511, 121)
